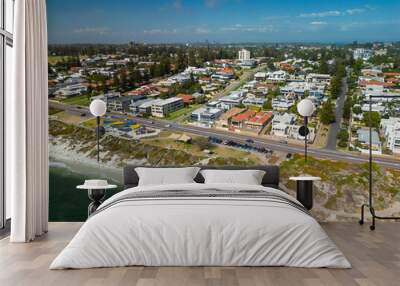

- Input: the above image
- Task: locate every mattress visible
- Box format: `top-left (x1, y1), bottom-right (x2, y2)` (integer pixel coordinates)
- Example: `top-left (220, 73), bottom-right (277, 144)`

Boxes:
top-left (50, 183), bottom-right (351, 269)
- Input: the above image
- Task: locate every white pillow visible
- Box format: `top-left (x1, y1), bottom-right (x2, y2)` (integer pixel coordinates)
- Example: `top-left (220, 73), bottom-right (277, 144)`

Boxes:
top-left (135, 167), bottom-right (200, 186)
top-left (200, 169), bottom-right (266, 185)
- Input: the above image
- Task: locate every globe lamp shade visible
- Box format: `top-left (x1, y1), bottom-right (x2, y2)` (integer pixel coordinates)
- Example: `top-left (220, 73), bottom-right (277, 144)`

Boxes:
top-left (297, 99), bottom-right (315, 117)
top-left (90, 99), bottom-right (107, 117)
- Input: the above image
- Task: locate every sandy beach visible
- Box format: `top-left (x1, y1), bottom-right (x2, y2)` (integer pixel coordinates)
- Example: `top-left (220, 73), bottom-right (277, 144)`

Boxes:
top-left (49, 141), bottom-right (123, 184)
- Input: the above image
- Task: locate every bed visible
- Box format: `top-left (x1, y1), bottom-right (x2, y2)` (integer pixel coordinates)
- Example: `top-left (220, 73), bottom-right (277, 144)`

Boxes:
top-left (50, 165), bottom-right (350, 269)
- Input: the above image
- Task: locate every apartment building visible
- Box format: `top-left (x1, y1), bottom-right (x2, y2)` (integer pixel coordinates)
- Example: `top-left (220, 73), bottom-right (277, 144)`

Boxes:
top-left (190, 107), bottom-right (224, 124)
top-left (107, 96), bottom-right (135, 112)
top-left (238, 49), bottom-right (251, 61)
top-left (129, 99), bottom-right (154, 114)
top-left (381, 117), bottom-right (400, 154)
top-left (151, 97), bottom-right (184, 118)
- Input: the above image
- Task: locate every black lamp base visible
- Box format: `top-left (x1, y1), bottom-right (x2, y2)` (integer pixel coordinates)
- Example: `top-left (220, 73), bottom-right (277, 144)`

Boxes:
top-left (359, 203), bottom-right (400, 231)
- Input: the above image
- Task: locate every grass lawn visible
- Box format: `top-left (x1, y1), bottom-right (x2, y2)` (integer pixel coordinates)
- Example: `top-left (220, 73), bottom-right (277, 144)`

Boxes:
top-left (61, 95), bottom-right (91, 106)
top-left (48, 56), bottom-right (75, 65)
top-left (49, 107), bottom-right (63, 115)
top-left (81, 118), bottom-right (99, 128)
top-left (166, 105), bottom-right (200, 120)
top-left (142, 132), bottom-right (263, 163)
top-left (54, 111), bottom-right (90, 125)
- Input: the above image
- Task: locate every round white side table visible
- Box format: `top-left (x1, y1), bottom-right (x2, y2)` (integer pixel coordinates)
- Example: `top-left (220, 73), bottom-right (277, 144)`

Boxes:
top-left (77, 182), bottom-right (117, 216)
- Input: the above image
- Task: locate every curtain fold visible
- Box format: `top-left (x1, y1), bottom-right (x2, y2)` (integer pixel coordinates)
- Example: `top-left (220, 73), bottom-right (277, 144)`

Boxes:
top-left (9, 0), bottom-right (49, 242)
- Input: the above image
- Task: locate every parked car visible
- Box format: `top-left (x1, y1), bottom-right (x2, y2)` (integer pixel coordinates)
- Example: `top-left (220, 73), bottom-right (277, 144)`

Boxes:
top-left (245, 139), bottom-right (255, 144)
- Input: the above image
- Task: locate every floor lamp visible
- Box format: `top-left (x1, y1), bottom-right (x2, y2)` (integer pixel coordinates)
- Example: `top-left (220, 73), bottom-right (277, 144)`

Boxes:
top-left (297, 99), bottom-right (316, 163)
top-left (89, 99), bottom-right (107, 163)
top-left (359, 94), bottom-right (400, 230)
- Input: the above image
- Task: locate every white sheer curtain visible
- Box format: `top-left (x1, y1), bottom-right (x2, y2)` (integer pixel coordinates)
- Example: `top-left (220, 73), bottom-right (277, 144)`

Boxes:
top-left (8, 0), bottom-right (48, 242)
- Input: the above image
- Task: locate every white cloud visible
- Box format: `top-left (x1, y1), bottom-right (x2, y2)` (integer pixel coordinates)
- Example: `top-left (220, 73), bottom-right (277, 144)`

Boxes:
top-left (345, 8), bottom-right (365, 15)
top-left (300, 6), bottom-right (373, 18)
top-left (195, 27), bottom-right (211, 34)
top-left (310, 21), bottom-right (327, 25)
top-left (73, 27), bottom-right (111, 35)
top-left (143, 29), bottom-right (163, 35)
top-left (143, 28), bottom-right (178, 35)
top-left (220, 24), bottom-right (277, 33)
top-left (300, 10), bottom-right (341, 18)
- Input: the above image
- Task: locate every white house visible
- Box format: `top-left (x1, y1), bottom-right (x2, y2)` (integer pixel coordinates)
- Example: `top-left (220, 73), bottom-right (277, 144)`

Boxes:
top-left (356, 128), bottom-right (382, 155)
top-left (272, 96), bottom-right (295, 111)
top-left (381, 117), bottom-right (400, 154)
top-left (306, 73), bottom-right (331, 85)
top-left (271, 113), bottom-right (296, 137)
top-left (267, 71), bottom-right (287, 82)
top-left (353, 48), bottom-right (373, 61)
top-left (191, 107), bottom-right (224, 125)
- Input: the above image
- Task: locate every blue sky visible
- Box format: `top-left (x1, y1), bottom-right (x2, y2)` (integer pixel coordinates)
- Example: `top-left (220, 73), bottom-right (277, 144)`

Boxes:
top-left (47, 0), bottom-right (400, 44)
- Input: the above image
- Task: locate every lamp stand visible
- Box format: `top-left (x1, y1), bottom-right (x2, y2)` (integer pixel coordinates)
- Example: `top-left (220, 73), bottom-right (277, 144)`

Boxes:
top-left (96, 116), bottom-right (100, 163)
top-left (359, 95), bottom-right (400, 230)
top-left (304, 116), bottom-right (308, 163)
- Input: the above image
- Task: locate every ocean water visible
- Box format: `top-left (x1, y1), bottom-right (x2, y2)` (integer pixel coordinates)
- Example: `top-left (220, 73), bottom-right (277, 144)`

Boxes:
top-left (49, 161), bottom-right (122, 222)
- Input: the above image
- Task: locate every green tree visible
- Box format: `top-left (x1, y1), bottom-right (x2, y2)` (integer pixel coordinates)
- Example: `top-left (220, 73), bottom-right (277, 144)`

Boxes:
top-left (195, 95), bottom-right (207, 104)
top-left (188, 50), bottom-right (197, 67)
top-left (175, 51), bottom-right (187, 71)
top-left (86, 85), bottom-right (93, 100)
top-left (288, 104), bottom-right (298, 114)
top-left (263, 99), bottom-right (272, 110)
top-left (113, 73), bottom-right (120, 89)
top-left (337, 130), bottom-right (349, 148)
top-left (319, 100), bottom-right (336, 124)
top-left (362, 112), bottom-right (381, 128)
top-left (343, 96), bottom-right (352, 120)
top-left (318, 59), bottom-right (329, 74)
top-left (353, 105), bottom-right (362, 115)
top-left (269, 87), bottom-right (280, 98)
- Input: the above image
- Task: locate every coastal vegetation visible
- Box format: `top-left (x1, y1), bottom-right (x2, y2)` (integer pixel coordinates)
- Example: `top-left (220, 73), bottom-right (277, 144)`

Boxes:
top-left (49, 120), bottom-right (263, 168)
top-left (49, 120), bottom-right (400, 221)
top-left (280, 154), bottom-right (400, 221)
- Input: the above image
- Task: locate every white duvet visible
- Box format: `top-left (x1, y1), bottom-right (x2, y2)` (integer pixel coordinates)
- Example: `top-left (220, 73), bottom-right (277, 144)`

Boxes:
top-left (50, 183), bottom-right (351, 269)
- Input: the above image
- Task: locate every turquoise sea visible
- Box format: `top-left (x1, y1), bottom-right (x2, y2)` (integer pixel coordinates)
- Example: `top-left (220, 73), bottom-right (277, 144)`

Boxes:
top-left (49, 161), bottom-right (122, 222)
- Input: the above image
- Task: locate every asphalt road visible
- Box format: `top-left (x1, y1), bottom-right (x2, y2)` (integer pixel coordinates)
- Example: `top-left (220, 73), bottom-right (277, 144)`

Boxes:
top-left (50, 101), bottom-right (400, 169)
top-left (325, 76), bottom-right (348, 150)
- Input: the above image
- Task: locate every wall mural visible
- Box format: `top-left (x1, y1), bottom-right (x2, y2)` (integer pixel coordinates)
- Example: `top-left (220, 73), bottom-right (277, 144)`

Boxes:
top-left (47, 2), bottom-right (400, 222)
